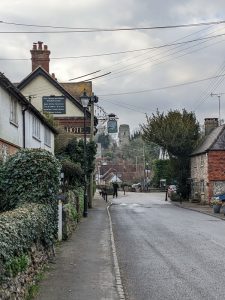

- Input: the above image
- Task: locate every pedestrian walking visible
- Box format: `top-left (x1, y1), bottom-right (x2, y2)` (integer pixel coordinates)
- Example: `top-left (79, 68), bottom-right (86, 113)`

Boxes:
top-left (112, 182), bottom-right (119, 198)
top-left (165, 185), bottom-right (168, 201)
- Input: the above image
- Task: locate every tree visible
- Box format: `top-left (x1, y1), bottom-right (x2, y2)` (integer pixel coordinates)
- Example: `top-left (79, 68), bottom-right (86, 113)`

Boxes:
top-left (141, 109), bottom-right (200, 198)
top-left (55, 137), bottom-right (97, 190)
top-left (97, 133), bottom-right (111, 149)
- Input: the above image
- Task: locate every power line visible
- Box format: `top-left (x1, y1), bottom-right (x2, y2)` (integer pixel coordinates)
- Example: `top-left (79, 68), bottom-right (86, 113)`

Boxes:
top-left (0, 19), bottom-right (225, 32)
top-left (69, 70), bottom-right (101, 81)
top-left (96, 34), bottom-right (225, 82)
top-left (98, 74), bottom-right (225, 97)
top-left (1, 32), bottom-right (225, 61)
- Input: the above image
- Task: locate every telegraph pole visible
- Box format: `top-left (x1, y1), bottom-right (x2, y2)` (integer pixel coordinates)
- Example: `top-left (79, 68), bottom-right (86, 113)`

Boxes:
top-left (211, 93), bottom-right (222, 125)
top-left (89, 93), bottom-right (98, 208)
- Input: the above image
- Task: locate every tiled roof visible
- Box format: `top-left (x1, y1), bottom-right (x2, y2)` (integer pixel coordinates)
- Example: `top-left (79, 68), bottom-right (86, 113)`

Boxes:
top-left (191, 125), bottom-right (225, 156)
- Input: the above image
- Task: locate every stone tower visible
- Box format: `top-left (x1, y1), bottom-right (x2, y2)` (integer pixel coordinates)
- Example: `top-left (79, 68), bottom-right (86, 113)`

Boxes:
top-left (118, 124), bottom-right (130, 146)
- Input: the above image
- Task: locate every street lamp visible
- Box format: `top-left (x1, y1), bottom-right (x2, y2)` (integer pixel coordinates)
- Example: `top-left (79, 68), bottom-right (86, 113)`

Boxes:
top-left (80, 89), bottom-right (90, 217)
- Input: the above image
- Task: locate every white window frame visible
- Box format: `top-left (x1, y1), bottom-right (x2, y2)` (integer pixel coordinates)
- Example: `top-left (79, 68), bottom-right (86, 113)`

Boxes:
top-left (32, 115), bottom-right (41, 140)
top-left (10, 96), bottom-right (18, 125)
top-left (44, 127), bottom-right (51, 147)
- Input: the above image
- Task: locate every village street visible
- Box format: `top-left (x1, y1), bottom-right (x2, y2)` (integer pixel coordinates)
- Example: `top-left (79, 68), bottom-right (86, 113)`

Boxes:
top-left (110, 192), bottom-right (225, 300)
top-left (34, 191), bottom-right (225, 300)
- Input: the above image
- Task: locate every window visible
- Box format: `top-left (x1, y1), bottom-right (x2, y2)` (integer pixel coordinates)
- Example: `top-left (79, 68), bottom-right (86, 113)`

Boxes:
top-left (44, 128), bottom-right (51, 147)
top-left (200, 155), bottom-right (204, 167)
top-left (32, 116), bottom-right (40, 139)
top-left (10, 97), bottom-right (18, 125)
top-left (200, 180), bottom-right (205, 193)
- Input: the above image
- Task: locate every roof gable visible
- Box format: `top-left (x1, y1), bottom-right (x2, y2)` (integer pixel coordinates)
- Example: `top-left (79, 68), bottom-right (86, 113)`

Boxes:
top-left (17, 67), bottom-right (90, 117)
top-left (191, 125), bottom-right (225, 156)
top-left (0, 72), bottom-right (57, 134)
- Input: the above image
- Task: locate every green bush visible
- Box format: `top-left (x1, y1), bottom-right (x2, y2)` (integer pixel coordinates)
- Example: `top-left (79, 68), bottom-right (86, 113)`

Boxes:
top-left (5, 254), bottom-right (29, 277)
top-left (0, 203), bottom-right (57, 269)
top-left (0, 149), bottom-right (61, 211)
top-left (74, 187), bottom-right (84, 219)
top-left (170, 192), bottom-right (181, 202)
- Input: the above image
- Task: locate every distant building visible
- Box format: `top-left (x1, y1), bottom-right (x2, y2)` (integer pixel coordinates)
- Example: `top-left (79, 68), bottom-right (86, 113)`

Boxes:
top-left (118, 124), bottom-right (130, 146)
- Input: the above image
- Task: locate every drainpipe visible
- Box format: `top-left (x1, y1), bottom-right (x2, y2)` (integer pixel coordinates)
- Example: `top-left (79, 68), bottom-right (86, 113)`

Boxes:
top-left (22, 106), bottom-right (28, 148)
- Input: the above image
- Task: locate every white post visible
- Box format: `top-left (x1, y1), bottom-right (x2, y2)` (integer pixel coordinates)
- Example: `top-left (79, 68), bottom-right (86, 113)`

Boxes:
top-left (58, 200), bottom-right (63, 241)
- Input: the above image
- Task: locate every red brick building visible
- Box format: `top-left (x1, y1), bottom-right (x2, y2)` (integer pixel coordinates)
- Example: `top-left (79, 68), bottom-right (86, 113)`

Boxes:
top-left (190, 118), bottom-right (225, 203)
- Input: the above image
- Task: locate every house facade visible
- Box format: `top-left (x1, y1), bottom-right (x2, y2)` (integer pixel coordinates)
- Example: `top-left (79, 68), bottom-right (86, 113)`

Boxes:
top-left (17, 42), bottom-right (96, 139)
top-left (190, 118), bottom-right (225, 203)
top-left (0, 72), bottom-right (57, 161)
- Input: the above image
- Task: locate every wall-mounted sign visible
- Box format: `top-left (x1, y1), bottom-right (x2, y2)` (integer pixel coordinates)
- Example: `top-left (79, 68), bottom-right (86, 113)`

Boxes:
top-left (64, 126), bottom-right (90, 134)
top-left (107, 119), bottom-right (118, 133)
top-left (42, 96), bottom-right (66, 114)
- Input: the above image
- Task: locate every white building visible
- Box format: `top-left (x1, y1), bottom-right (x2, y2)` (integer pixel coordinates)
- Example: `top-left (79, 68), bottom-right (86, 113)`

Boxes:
top-left (0, 72), bottom-right (57, 161)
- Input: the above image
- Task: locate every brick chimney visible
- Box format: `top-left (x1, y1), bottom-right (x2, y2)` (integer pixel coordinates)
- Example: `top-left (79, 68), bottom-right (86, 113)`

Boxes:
top-left (204, 118), bottom-right (219, 135)
top-left (30, 41), bottom-right (51, 72)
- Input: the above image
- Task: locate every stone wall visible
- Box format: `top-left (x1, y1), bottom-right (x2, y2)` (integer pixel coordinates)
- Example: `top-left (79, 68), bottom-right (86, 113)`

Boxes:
top-left (190, 153), bottom-right (208, 203)
top-left (0, 243), bottom-right (53, 300)
top-left (62, 190), bottom-right (80, 240)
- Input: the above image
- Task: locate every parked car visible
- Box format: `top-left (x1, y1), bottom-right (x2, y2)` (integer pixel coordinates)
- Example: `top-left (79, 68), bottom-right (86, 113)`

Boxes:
top-left (167, 185), bottom-right (177, 198)
top-left (131, 182), bottom-right (142, 191)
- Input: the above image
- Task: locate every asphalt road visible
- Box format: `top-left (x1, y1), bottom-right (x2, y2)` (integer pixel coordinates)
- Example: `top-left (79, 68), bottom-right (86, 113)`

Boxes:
top-left (110, 192), bottom-right (225, 300)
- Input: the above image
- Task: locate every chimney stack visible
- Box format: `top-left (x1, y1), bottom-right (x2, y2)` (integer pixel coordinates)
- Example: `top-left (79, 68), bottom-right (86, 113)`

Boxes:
top-left (30, 41), bottom-right (51, 73)
top-left (204, 118), bottom-right (219, 135)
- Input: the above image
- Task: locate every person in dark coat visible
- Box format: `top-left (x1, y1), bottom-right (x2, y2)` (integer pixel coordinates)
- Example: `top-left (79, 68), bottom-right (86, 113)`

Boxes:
top-left (112, 182), bottom-right (119, 198)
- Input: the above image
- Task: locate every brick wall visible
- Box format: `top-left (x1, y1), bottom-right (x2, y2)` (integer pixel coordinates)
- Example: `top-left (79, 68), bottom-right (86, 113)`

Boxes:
top-left (208, 151), bottom-right (225, 180)
top-left (0, 139), bottom-right (20, 161)
top-left (208, 151), bottom-right (225, 199)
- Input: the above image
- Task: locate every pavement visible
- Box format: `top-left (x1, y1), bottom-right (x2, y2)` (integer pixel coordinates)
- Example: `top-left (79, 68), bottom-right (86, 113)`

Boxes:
top-left (35, 193), bottom-right (121, 300)
top-left (172, 200), bottom-right (225, 220)
top-left (34, 193), bottom-right (225, 300)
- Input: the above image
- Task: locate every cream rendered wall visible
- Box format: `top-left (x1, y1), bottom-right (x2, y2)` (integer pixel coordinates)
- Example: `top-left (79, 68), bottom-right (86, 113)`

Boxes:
top-left (25, 111), bottom-right (55, 154)
top-left (20, 76), bottom-right (83, 117)
top-left (0, 87), bottom-right (23, 147)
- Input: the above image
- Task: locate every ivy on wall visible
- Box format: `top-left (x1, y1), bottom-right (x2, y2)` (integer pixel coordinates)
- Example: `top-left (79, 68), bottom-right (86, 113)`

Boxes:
top-left (0, 203), bottom-right (56, 276)
top-left (0, 149), bottom-right (61, 211)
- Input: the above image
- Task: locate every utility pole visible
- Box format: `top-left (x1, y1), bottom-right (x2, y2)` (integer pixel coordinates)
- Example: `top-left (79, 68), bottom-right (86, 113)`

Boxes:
top-left (211, 93), bottom-right (222, 125)
top-left (89, 93), bottom-right (98, 208)
top-left (143, 143), bottom-right (146, 192)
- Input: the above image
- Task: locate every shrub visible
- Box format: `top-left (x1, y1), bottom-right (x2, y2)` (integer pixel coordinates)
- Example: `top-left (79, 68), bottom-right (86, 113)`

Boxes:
top-left (0, 203), bottom-right (57, 269)
top-left (170, 192), bottom-right (181, 202)
top-left (0, 149), bottom-right (61, 211)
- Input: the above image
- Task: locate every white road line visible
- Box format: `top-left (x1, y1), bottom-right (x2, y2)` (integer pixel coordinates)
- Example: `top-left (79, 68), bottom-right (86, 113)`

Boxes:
top-left (107, 203), bottom-right (126, 300)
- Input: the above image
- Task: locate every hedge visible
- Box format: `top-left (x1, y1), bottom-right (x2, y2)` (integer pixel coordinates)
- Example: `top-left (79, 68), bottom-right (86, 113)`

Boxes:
top-left (0, 203), bottom-right (56, 268)
top-left (0, 149), bottom-right (61, 211)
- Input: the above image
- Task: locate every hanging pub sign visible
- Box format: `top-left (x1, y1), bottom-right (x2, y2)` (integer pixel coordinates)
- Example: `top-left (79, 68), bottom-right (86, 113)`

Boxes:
top-left (42, 96), bottom-right (66, 114)
top-left (107, 113), bottom-right (118, 133)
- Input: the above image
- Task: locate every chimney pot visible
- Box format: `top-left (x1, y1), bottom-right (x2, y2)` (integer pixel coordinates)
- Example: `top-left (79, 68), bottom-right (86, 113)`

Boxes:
top-left (204, 118), bottom-right (219, 135)
top-left (30, 41), bottom-right (51, 72)
top-left (38, 41), bottom-right (43, 50)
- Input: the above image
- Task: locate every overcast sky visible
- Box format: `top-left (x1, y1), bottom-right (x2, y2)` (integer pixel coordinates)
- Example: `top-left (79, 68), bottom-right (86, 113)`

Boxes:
top-left (1, 0), bottom-right (225, 133)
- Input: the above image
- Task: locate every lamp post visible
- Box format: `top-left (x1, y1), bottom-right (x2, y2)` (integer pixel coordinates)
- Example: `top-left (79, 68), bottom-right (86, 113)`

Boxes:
top-left (80, 90), bottom-right (90, 218)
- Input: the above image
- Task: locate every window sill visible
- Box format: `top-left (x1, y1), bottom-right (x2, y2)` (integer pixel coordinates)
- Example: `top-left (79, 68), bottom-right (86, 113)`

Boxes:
top-left (44, 143), bottom-right (51, 148)
top-left (10, 121), bottom-right (18, 128)
top-left (32, 136), bottom-right (41, 142)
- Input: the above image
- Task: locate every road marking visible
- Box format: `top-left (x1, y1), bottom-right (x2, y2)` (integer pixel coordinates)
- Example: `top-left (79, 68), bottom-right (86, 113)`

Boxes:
top-left (107, 203), bottom-right (126, 300)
